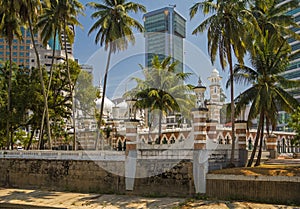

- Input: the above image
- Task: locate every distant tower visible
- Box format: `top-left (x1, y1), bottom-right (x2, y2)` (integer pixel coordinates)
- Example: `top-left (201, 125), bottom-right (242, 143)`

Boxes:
top-left (207, 69), bottom-right (223, 123)
top-left (143, 7), bottom-right (186, 73)
top-left (193, 77), bottom-right (207, 109)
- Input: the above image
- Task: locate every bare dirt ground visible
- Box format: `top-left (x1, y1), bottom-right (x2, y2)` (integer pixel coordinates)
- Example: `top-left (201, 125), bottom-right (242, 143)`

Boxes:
top-left (0, 188), bottom-right (299, 209)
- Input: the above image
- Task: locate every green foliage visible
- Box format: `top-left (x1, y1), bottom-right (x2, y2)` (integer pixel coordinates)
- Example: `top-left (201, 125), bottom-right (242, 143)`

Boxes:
top-left (126, 55), bottom-right (195, 139)
top-left (288, 107), bottom-right (300, 145)
top-left (75, 70), bottom-right (97, 117)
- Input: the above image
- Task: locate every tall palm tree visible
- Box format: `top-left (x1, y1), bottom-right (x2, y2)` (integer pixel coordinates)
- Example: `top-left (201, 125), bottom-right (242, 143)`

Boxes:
top-left (231, 34), bottom-right (300, 167)
top-left (88, 0), bottom-right (146, 149)
top-left (126, 55), bottom-right (195, 142)
top-left (190, 0), bottom-right (248, 165)
top-left (37, 0), bottom-right (84, 149)
top-left (18, 0), bottom-right (54, 149)
top-left (249, 0), bottom-right (300, 40)
top-left (0, 1), bottom-right (23, 149)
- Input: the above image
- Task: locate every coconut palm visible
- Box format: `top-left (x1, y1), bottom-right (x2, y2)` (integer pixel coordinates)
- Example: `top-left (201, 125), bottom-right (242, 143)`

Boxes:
top-left (17, 0), bottom-right (54, 149)
top-left (190, 0), bottom-right (248, 165)
top-left (249, 0), bottom-right (300, 41)
top-left (87, 0), bottom-right (146, 149)
top-left (0, 1), bottom-right (23, 149)
top-left (37, 0), bottom-right (84, 149)
top-left (230, 34), bottom-right (300, 167)
top-left (126, 55), bottom-right (195, 142)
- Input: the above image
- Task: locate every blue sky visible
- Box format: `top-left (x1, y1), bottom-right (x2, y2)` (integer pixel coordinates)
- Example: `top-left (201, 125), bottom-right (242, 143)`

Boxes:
top-left (73, 0), bottom-right (243, 99)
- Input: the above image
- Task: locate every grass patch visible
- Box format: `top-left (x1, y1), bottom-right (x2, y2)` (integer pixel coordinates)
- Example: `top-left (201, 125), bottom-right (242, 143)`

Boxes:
top-left (209, 164), bottom-right (300, 176)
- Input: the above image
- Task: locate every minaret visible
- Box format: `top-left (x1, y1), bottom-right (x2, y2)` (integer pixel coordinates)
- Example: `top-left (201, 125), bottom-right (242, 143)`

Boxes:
top-left (207, 69), bottom-right (223, 123)
top-left (193, 77), bottom-right (207, 109)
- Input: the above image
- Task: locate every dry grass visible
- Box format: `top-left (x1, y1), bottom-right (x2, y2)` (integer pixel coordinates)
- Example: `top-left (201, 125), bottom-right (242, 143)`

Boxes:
top-left (209, 164), bottom-right (300, 177)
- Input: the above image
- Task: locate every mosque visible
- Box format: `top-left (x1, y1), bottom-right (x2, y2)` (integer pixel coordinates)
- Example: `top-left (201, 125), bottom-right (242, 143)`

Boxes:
top-left (75, 69), bottom-right (295, 152)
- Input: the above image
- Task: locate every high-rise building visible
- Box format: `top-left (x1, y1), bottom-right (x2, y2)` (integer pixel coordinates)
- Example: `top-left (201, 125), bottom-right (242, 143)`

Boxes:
top-left (276, 1), bottom-right (300, 131)
top-left (0, 28), bottom-right (35, 68)
top-left (283, 2), bottom-right (300, 102)
top-left (144, 6), bottom-right (186, 73)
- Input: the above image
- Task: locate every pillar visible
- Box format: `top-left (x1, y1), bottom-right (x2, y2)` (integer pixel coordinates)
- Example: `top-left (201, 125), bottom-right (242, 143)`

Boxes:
top-left (191, 108), bottom-right (208, 150)
top-left (206, 120), bottom-right (217, 141)
top-left (235, 121), bottom-right (247, 149)
top-left (235, 121), bottom-right (248, 166)
top-left (124, 119), bottom-right (139, 191)
top-left (192, 107), bottom-right (209, 194)
top-left (125, 119), bottom-right (139, 155)
top-left (266, 134), bottom-right (278, 159)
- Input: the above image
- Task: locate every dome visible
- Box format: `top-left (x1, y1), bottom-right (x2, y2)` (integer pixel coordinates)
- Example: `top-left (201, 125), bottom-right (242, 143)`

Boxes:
top-left (95, 97), bottom-right (115, 113)
top-left (211, 68), bottom-right (219, 77)
top-left (116, 100), bottom-right (127, 109)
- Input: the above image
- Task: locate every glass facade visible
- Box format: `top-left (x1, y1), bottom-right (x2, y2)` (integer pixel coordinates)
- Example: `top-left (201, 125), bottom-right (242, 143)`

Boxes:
top-left (144, 7), bottom-right (186, 73)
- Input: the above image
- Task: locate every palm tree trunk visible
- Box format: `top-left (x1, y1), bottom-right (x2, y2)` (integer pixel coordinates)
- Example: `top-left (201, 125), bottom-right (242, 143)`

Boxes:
top-left (6, 42), bottom-right (12, 149)
top-left (158, 110), bottom-right (162, 142)
top-left (40, 28), bottom-right (57, 149)
top-left (255, 118), bottom-right (265, 166)
top-left (228, 49), bottom-right (236, 166)
top-left (96, 43), bottom-right (112, 150)
top-left (247, 112), bottom-right (264, 167)
top-left (28, 17), bottom-right (52, 150)
top-left (63, 20), bottom-right (76, 150)
top-left (26, 128), bottom-right (35, 150)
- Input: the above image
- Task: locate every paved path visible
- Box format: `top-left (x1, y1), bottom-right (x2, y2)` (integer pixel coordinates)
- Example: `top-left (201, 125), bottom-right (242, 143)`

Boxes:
top-left (0, 188), bottom-right (299, 209)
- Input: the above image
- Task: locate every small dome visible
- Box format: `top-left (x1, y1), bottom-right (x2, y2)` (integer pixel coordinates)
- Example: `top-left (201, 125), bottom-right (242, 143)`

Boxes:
top-left (95, 97), bottom-right (115, 112)
top-left (116, 100), bottom-right (127, 109)
top-left (211, 69), bottom-right (219, 77)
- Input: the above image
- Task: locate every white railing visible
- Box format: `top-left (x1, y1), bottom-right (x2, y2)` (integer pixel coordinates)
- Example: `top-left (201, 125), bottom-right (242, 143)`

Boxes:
top-left (0, 150), bottom-right (126, 161)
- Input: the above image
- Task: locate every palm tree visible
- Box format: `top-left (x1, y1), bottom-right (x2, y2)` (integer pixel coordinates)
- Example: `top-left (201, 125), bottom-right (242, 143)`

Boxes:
top-left (190, 0), bottom-right (248, 165)
top-left (87, 0), bottom-right (146, 149)
top-left (249, 0), bottom-right (300, 41)
top-left (231, 34), bottom-right (300, 167)
top-left (17, 0), bottom-right (54, 149)
top-left (126, 55), bottom-right (195, 142)
top-left (37, 0), bottom-right (84, 149)
top-left (0, 1), bottom-right (23, 149)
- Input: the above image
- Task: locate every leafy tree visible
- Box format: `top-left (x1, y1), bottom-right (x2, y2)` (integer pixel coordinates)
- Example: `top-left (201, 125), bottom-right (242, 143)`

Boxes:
top-left (288, 107), bottom-right (300, 146)
top-left (37, 0), bottom-right (84, 149)
top-left (190, 0), bottom-right (248, 165)
top-left (88, 0), bottom-right (146, 148)
top-left (0, 1), bottom-right (23, 149)
top-left (126, 55), bottom-right (195, 141)
top-left (75, 70), bottom-right (97, 117)
top-left (230, 34), bottom-right (300, 167)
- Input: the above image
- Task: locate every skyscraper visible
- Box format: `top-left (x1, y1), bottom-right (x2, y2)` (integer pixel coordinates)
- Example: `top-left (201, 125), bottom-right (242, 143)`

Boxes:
top-left (144, 6), bottom-right (186, 73)
top-left (276, 1), bottom-right (300, 131)
top-left (284, 2), bottom-right (300, 102)
top-left (0, 28), bottom-right (34, 68)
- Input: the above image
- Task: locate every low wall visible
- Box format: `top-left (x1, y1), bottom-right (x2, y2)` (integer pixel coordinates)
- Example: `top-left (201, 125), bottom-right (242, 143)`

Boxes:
top-left (0, 159), bottom-right (125, 194)
top-left (206, 174), bottom-right (300, 204)
top-left (0, 158), bottom-right (195, 197)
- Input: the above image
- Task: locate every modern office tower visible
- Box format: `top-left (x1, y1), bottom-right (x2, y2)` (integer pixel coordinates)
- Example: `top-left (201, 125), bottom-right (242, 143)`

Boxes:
top-left (284, 2), bottom-right (300, 102)
top-left (1, 27), bottom-right (74, 71)
top-left (276, 1), bottom-right (300, 131)
top-left (144, 6), bottom-right (186, 73)
top-left (0, 28), bottom-right (35, 68)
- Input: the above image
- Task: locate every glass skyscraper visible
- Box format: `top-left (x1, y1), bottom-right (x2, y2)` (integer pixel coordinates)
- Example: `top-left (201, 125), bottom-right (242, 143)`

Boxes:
top-left (276, 0), bottom-right (300, 131)
top-left (144, 7), bottom-right (186, 73)
top-left (284, 1), bottom-right (300, 102)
